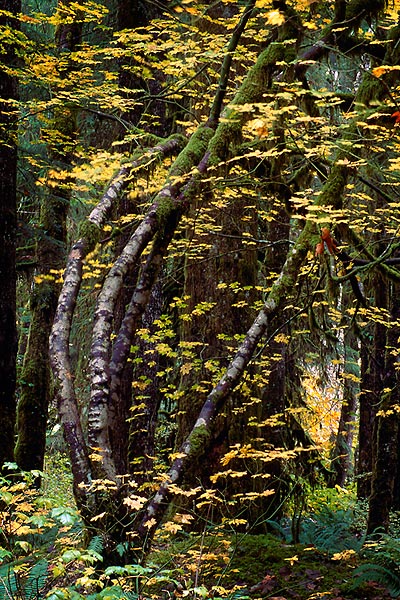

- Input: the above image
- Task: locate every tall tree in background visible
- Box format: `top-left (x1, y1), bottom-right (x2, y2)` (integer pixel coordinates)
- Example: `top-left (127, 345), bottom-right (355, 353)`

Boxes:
top-left (14, 0), bottom-right (84, 473)
top-left (0, 0), bottom-right (20, 468)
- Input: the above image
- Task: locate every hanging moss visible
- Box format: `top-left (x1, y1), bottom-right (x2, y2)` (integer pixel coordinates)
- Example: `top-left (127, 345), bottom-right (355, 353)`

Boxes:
top-left (345, 0), bottom-right (387, 24)
top-left (78, 219), bottom-right (101, 252)
top-left (356, 71), bottom-right (385, 106)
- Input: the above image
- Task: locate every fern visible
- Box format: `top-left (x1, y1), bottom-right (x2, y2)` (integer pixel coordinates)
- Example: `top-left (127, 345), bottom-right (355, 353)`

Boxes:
top-left (88, 534), bottom-right (104, 556)
top-left (0, 558), bottom-right (49, 600)
top-left (353, 563), bottom-right (400, 597)
top-left (0, 564), bottom-right (20, 599)
top-left (264, 519), bottom-right (291, 542)
top-left (298, 507), bottom-right (364, 555)
top-left (24, 559), bottom-right (49, 600)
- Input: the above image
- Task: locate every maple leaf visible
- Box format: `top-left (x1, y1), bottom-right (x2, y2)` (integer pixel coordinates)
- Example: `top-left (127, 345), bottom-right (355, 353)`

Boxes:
top-left (391, 111), bottom-right (400, 124)
top-left (144, 517), bottom-right (157, 529)
top-left (372, 66), bottom-right (388, 78)
top-left (266, 10), bottom-right (285, 25)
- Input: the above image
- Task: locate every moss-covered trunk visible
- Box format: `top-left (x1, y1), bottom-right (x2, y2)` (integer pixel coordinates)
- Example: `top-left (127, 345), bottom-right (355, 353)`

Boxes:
top-left (15, 200), bottom-right (67, 472)
top-left (14, 6), bottom-right (81, 473)
top-left (0, 0), bottom-right (19, 469)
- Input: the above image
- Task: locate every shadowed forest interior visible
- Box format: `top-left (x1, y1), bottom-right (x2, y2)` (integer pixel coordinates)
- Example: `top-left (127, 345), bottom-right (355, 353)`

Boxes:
top-left (2, 0), bottom-right (400, 598)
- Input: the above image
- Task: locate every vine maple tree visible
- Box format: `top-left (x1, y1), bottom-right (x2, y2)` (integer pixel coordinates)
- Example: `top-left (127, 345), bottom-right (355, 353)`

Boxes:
top-left (4, 0), bottom-right (400, 561)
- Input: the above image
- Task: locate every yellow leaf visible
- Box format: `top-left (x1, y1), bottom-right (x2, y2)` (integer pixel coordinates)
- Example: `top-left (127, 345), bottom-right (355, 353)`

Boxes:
top-left (266, 9), bottom-right (285, 25)
top-left (90, 512), bottom-right (106, 522)
top-left (180, 363), bottom-right (193, 375)
top-left (123, 495), bottom-right (147, 510)
top-left (372, 65), bottom-right (400, 78)
top-left (144, 518), bottom-right (157, 529)
top-left (174, 513), bottom-right (194, 524)
top-left (162, 521), bottom-right (183, 534)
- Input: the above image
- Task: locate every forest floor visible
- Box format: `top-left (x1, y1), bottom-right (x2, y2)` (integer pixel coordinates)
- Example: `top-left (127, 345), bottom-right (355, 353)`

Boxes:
top-left (13, 457), bottom-right (394, 600)
top-left (225, 538), bottom-right (392, 600)
top-left (150, 532), bottom-right (394, 600)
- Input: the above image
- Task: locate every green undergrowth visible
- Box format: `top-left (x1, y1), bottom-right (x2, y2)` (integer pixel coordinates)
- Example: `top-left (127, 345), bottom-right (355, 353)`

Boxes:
top-left (0, 465), bottom-right (394, 600)
top-left (146, 532), bottom-right (390, 600)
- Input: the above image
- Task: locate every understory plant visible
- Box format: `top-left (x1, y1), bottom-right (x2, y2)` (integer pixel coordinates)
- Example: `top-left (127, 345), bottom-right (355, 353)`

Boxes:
top-left (353, 534), bottom-right (400, 598)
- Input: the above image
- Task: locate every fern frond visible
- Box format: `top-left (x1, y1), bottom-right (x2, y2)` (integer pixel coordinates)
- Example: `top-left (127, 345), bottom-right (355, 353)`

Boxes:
top-left (353, 563), bottom-right (400, 597)
top-left (24, 559), bottom-right (49, 600)
top-left (88, 534), bottom-right (104, 556)
top-left (0, 565), bottom-right (19, 599)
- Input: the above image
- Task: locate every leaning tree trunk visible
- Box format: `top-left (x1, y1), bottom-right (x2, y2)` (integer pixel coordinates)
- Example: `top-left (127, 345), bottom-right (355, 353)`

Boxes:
top-left (0, 0), bottom-right (20, 469)
top-left (14, 1), bottom-right (82, 474)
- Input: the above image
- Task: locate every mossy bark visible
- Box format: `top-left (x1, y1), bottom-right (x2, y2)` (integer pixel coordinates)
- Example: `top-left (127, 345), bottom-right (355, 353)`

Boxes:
top-left (15, 190), bottom-right (68, 473)
top-left (0, 0), bottom-right (19, 469)
top-left (330, 326), bottom-right (358, 488)
top-left (176, 191), bottom-right (258, 502)
top-left (15, 10), bottom-right (81, 474)
top-left (15, 286), bottom-right (57, 472)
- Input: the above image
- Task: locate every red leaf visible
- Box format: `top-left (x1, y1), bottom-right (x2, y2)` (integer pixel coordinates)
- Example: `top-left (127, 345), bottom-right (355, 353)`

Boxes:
top-left (391, 111), bottom-right (400, 123)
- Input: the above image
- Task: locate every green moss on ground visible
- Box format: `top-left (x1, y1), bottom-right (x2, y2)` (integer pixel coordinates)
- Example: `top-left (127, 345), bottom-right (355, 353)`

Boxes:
top-left (149, 533), bottom-right (392, 599)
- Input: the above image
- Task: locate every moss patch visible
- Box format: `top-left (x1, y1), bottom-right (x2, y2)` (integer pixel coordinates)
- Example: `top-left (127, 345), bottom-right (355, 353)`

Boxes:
top-left (148, 533), bottom-right (392, 599)
top-left (78, 219), bottom-right (101, 252)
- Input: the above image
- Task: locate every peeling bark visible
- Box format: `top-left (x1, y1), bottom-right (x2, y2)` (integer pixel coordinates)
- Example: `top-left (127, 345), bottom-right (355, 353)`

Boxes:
top-left (50, 137), bottom-right (184, 503)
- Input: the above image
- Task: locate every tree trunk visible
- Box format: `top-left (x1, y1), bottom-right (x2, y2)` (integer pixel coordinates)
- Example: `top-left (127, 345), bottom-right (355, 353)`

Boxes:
top-left (329, 325), bottom-right (358, 487)
top-left (175, 190), bottom-right (258, 510)
top-left (367, 284), bottom-right (400, 534)
top-left (14, 1), bottom-right (82, 474)
top-left (357, 268), bottom-right (388, 499)
top-left (0, 0), bottom-right (19, 469)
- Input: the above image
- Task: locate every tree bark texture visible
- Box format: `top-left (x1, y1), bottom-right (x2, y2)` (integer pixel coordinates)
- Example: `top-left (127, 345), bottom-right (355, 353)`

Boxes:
top-left (49, 136), bottom-right (186, 504)
top-left (330, 326), bottom-right (358, 488)
top-left (14, 1), bottom-right (83, 474)
top-left (0, 0), bottom-right (20, 468)
top-left (367, 284), bottom-right (400, 534)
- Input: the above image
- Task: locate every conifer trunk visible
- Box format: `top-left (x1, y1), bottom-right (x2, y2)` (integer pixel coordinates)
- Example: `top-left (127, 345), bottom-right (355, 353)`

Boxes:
top-left (15, 2), bottom-right (82, 474)
top-left (0, 0), bottom-right (19, 469)
top-left (367, 286), bottom-right (400, 534)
